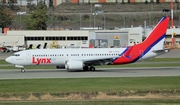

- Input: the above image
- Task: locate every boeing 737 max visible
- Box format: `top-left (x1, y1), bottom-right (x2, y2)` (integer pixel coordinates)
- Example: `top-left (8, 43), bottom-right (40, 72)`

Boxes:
top-left (5, 17), bottom-right (170, 72)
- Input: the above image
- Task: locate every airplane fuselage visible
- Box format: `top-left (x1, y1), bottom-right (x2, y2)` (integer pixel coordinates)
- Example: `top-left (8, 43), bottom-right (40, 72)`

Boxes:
top-left (6, 47), bottom-right (160, 66)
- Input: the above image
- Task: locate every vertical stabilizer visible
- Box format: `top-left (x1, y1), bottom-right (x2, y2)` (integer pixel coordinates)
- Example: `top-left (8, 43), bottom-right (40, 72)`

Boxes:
top-left (113, 17), bottom-right (169, 64)
top-left (141, 17), bottom-right (169, 50)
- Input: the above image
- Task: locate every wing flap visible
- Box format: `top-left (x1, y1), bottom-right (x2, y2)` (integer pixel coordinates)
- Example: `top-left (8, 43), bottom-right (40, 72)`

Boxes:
top-left (84, 58), bottom-right (114, 66)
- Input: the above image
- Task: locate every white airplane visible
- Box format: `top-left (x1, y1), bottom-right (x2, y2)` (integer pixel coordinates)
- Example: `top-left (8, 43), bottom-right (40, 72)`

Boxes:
top-left (0, 37), bottom-right (25, 52)
top-left (0, 37), bottom-right (20, 47)
top-left (5, 16), bottom-right (170, 72)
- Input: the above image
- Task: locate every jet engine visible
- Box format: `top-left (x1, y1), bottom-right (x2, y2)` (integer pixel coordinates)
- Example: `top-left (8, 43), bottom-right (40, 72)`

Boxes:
top-left (65, 60), bottom-right (83, 71)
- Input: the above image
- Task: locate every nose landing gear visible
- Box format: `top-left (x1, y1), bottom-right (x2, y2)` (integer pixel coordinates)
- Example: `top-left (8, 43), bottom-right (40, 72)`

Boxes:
top-left (21, 69), bottom-right (25, 73)
top-left (14, 65), bottom-right (25, 73)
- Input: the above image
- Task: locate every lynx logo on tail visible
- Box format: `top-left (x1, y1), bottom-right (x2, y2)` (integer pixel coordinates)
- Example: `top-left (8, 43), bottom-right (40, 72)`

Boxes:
top-left (32, 57), bottom-right (51, 65)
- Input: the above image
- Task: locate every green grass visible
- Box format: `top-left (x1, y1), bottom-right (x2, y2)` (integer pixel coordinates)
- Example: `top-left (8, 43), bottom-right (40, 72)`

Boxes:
top-left (0, 77), bottom-right (180, 93)
top-left (1, 99), bottom-right (180, 105)
top-left (0, 77), bottom-right (180, 104)
top-left (0, 60), bottom-right (9, 64)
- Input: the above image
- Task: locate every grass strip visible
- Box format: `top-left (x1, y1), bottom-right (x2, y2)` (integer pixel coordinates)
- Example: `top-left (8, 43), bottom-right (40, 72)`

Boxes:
top-left (0, 77), bottom-right (180, 105)
top-left (0, 99), bottom-right (180, 105)
top-left (0, 77), bottom-right (180, 102)
top-left (0, 77), bottom-right (180, 93)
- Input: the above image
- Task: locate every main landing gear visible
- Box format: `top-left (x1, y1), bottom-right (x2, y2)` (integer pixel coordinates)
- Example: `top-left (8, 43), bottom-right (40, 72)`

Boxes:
top-left (83, 66), bottom-right (96, 71)
top-left (90, 66), bottom-right (95, 71)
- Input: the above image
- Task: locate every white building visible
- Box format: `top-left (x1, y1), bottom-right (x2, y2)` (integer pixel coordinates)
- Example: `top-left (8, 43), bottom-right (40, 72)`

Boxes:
top-left (3, 30), bottom-right (89, 48)
top-left (0, 28), bottom-right (143, 48)
top-left (0, 0), bottom-right (62, 6)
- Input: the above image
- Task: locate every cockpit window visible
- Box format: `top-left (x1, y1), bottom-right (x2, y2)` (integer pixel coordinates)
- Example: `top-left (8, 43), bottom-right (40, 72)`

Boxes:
top-left (13, 54), bottom-right (20, 56)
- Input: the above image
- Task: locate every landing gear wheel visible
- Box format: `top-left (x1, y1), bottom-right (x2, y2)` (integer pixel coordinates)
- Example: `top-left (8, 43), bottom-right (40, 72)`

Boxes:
top-left (90, 66), bottom-right (95, 71)
top-left (21, 69), bottom-right (25, 73)
top-left (83, 66), bottom-right (89, 71)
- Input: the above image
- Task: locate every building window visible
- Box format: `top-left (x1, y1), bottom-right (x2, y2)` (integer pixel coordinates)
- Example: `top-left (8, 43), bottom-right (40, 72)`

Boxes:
top-left (46, 37), bottom-right (65, 41)
top-left (25, 37), bottom-right (44, 41)
top-left (67, 36), bottom-right (88, 41)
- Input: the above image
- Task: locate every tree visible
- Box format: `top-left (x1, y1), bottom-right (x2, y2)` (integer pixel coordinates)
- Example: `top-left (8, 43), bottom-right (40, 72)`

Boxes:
top-left (0, 7), bottom-right (14, 33)
top-left (49, 0), bottom-right (54, 7)
top-left (8, 0), bottom-right (20, 10)
top-left (176, 0), bottom-right (180, 10)
top-left (0, 0), bottom-right (7, 6)
top-left (122, 0), bottom-right (125, 4)
top-left (145, 0), bottom-right (148, 4)
top-left (156, 0), bottom-right (160, 4)
top-left (25, 1), bottom-right (48, 30)
top-left (27, 0), bottom-right (36, 10)
top-left (128, 0), bottom-right (131, 3)
top-left (150, 0), bottom-right (154, 3)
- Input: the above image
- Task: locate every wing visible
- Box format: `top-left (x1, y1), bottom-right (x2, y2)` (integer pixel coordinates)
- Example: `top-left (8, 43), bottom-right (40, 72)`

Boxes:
top-left (84, 59), bottom-right (113, 66)
top-left (83, 57), bottom-right (120, 66)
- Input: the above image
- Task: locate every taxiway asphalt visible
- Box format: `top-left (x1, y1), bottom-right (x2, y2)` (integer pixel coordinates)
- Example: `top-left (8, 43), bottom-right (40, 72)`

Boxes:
top-left (0, 67), bottom-right (180, 79)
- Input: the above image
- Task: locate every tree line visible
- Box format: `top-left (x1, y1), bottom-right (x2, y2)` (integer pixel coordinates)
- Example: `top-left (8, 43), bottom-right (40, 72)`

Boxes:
top-left (0, 0), bottom-right (49, 33)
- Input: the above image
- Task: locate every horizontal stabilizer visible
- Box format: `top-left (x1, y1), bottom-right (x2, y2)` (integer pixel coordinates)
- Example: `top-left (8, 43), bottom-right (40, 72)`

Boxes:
top-left (152, 48), bottom-right (170, 53)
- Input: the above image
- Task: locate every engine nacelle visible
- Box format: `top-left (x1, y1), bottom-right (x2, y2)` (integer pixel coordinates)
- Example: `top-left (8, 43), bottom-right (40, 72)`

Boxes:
top-left (65, 60), bottom-right (83, 71)
top-left (56, 65), bottom-right (65, 69)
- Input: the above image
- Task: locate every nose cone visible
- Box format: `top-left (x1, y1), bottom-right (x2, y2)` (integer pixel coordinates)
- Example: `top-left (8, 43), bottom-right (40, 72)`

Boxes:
top-left (5, 57), bottom-right (13, 64)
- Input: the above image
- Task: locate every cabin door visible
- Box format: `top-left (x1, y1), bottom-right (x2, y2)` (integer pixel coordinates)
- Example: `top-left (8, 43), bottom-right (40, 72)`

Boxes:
top-left (26, 52), bottom-right (31, 60)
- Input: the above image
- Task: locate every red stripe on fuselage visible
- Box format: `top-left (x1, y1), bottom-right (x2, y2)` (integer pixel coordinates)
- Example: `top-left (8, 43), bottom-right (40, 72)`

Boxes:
top-left (113, 17), bottom-right (169, 64)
